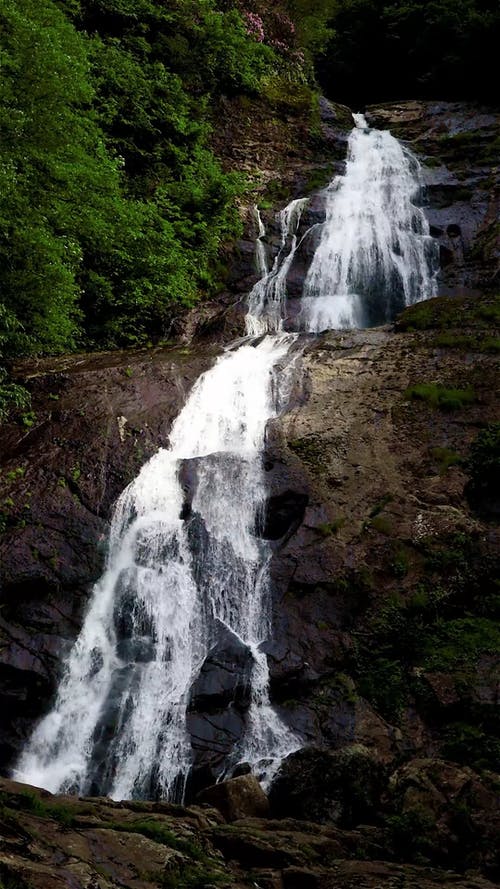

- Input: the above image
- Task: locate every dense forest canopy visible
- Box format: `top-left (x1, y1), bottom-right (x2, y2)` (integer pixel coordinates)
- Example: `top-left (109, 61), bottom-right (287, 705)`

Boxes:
top-left (0, 0), bottom-right (498, 415)
top-left (317, 0), bottom-right (500, 107)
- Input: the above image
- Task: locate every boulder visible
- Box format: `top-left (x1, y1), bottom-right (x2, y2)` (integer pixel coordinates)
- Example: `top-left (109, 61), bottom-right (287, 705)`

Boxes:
top-left (269, 746), bottom-right (386, 827)
top-left (385, 758), bottom-right (500, 876)
top-left (196, 774), bottom-right (270, 821)
top-left (188, 624), bottom-right (253, 713)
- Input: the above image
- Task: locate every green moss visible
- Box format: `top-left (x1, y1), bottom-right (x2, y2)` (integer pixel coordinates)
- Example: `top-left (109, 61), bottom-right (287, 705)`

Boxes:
top-left (397, 294), bottom-right (500, 332)
top-left (481, 336), bottom-right (500, 353)
top-left (302, 164), bottom-right (335, 194)
top-left (261, 77), bottom-right (316, 116)
top-left (422, 617), bottom-right (500, 671)
top-left (467, 422), bottom-right (500, 492)
top-left (369, 494), bottom-right (393, 518)
top-left (369, 515), bottom-right (393, 535)
top-left (404, 382), bottom-right (475, 411)
top-left (430, 446), bottom-right (462, 474)
top-left (385, 809), bottom-right (437, 864)
top-left (0, 790), bottom-right (78, 827)
top-left (357, 656), bottom-right (408, 722)
top-left (431, 332), bottom-right (500, 353)
top-left (441, 722), bottom-right (500, 772)
top-left (432, 332), bottom-right (475, 349)
top-left (389, 545), bottom-right (410, 578)
top-left (317, 517), bottom-right (345, 536)
top-left (162, 864), bottom-right (229, 889)
top-left (0, 866), bottom-right (33, 889)
top-left (289, 436), bottom-right (328, 473)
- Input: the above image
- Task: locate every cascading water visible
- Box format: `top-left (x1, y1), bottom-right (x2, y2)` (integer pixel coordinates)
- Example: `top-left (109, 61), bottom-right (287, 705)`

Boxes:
top-left (15, 336), bottom-right (299, 799)
top-left (15, 113), bottom-right (439, 801)
top-left (301, 113), bottom-right (439, 331)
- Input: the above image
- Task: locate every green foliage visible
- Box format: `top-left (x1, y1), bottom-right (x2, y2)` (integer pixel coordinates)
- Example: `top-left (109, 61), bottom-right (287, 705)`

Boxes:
top-left (369, 494), bottom-right (393, 518)
top-left (0, 369), bottom-right (30, 422)
top-left (421, 617), bottom-right (500, 671)
top-left (4, 789), bottom-right (77, 827)
top-left (289, 435), bottom-right (328, 472)
top-left (369, 514), bottom-right (393, 535)
top-left (0, 0), bottom-right (280, 382)
top-left (397, 295), bottom-right (500, 332)
top-left (442, 722), bottom-right (500, 772)
top-left (404, 382), bottom-right (475, 411)
top-left (355, 531), bottom-right (500, 725)
top-left (106, 820), bottom-right (228, 888)
top-left (286, 0), bottom-right (337, 55)
top-left (385, 809), bottom-right (437, 864)
top-left (389, 545), bottom-right (410, 578)
top-left (467, 423), bottom-right (500, 494)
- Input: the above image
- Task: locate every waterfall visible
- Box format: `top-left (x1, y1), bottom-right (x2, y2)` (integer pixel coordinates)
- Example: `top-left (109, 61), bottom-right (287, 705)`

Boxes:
top-left (14, 113), bottom-right (438, 800)
top-left (301, 113), bottom-right (438, 331)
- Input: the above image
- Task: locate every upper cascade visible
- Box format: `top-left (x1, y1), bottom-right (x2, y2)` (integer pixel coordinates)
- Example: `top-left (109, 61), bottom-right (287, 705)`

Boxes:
top-left (301, 112), bottom-right (438, 330)
top-left (247, 113), bottom-right (438, 335)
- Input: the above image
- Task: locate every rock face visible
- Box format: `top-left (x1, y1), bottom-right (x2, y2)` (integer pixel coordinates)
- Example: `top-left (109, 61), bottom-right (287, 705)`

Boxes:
top-left (269, 745), bottom-right (386, 827)
top-left (263, 301), bottom-right (499, 769)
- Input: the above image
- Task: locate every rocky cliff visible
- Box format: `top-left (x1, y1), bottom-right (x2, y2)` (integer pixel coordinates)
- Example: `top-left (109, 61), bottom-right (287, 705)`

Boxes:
top-left (0, 99), bottom-right (499, 887)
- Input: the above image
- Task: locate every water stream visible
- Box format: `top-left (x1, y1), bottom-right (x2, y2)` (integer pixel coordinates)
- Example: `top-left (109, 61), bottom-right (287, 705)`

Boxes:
top-left (15, 114), bottom-right (438, 800)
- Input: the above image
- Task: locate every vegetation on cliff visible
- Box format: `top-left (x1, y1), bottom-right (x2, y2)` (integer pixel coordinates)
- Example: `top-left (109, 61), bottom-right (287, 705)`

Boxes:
top-left (0, 0), bottom-right (276, 367)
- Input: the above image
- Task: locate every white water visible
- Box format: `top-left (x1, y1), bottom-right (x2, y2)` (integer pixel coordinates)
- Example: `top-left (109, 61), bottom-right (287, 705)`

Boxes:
top-left (15, 113), bottom-right (438, 800)
top-left (254, 205), bottom-right (269, 278)
top-left (301, 113), bottom-right (438, 330)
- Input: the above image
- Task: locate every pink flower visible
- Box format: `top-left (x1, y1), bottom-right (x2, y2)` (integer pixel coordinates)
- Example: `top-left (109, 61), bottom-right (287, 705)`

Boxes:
top-left (243, 11), bottom-right (265, 42)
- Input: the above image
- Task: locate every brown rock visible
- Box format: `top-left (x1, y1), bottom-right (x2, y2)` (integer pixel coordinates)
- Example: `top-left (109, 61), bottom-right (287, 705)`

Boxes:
top-left (196, 775), bottom-right (270, 822)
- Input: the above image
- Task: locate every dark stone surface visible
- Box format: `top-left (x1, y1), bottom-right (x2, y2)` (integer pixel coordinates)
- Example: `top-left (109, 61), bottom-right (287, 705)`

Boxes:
top-left (186, 624), bottom-right (254, 793)
top-left (188, 624), bottom-right (253, 714)
top-left (269, 746), bottom-right (386, 828)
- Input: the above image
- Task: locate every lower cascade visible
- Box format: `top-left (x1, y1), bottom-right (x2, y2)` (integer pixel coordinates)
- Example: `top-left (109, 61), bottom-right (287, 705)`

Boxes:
top-left (14, 114), bottom-right (439, 801)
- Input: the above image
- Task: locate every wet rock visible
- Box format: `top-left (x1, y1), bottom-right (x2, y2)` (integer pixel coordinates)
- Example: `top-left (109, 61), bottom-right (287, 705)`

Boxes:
top-left (186, 624), bottom-right (254, 792)
top-left (188, 625), bottom-right (253, 714)
top-left (261, 490), bottom-right (309, 540)
top-left (0, 344), bottom-right (216, 772)
top-left (196, 774), bottom-right (270, 821)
